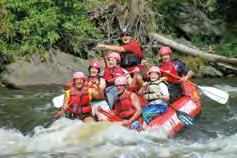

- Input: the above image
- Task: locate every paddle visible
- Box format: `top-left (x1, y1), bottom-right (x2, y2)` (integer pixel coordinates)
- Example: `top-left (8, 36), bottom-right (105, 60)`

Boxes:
top-left (160, 70), bottom-right (229, 104)
top-left (52, 94), bottom-right (65, 108)
top-left (98, 108), bottom-right (122, 122)
top-left (169, 104), bottom-right (194, 127)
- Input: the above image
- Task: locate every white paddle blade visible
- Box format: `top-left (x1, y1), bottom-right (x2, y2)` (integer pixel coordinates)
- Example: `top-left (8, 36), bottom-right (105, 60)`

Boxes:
top-left (199, 86), bottom-right (229, 104)
top-left (52, 94), bottom-right (65, 108)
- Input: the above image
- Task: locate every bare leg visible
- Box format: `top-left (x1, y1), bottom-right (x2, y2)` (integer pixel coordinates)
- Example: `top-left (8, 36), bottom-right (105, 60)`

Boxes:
top-left (83, 116), bottom-right (95, 123)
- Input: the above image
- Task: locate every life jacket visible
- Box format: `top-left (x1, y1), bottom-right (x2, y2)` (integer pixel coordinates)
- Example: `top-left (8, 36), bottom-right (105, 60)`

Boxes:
top-left (159, 60), bottom-right (180, 83)
top-left (104, 66), bottom-right (125, 85)
top-left (114, 91), bottom-right (136, 119)
top-left (65, 81), bottom-right (74, 90)
top-left (67, 87), bottom-right (91, 115)
top-left (143, 80), bottom-right (162, 102)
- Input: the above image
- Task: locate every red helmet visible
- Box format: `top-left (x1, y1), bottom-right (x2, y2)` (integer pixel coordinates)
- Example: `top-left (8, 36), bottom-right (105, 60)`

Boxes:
top-left (159, 46), bottom-right (172, 56)
top-left (148, 66), bottom-right (160, 74)
top-left (114, 76), bottom-right (128, 86)
top-left (107, 52), bottom-right (121, 61)
top-left (72, 71), bottom-right (86, 80)
top-left (89, 60), bottom-right (101, 71)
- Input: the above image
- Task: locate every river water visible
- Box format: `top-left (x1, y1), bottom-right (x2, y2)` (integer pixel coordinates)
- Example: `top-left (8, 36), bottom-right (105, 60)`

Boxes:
top-left (0, 78), bottom-right (237, 158)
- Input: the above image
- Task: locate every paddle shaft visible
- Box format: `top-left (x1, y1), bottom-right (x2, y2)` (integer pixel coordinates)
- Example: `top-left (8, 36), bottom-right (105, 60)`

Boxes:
top-left (160, 69), bottom-right (197, 87)
top-left (98, 108), bottom-right (122, 121)
top-left (160, 69), bottom-right (229, 104)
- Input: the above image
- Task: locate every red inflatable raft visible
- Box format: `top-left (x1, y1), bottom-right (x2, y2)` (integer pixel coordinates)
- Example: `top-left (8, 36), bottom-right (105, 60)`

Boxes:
top-left (147, 81), bottom-right (201, 138)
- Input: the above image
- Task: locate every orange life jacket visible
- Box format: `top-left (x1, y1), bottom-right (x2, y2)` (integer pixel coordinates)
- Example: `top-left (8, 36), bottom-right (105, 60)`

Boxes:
top-left (159, 60), bottom-right (180, 83)
top-left (67, 87), bottom-right (91, 114)
top-left (104, 66), bottom-right (125, 85)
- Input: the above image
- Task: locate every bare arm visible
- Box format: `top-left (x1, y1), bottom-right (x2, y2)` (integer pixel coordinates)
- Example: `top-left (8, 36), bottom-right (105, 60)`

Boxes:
top-left (97, 44), bottom-right (125, 52)
top-left (62, 91), bottom-right (70, 111)
top-left (129, 93), bottom-right (142, 122)
top-left (181, 70), bottom-right (193, 82)
top-left (186, 70), bottom-right (193, 80)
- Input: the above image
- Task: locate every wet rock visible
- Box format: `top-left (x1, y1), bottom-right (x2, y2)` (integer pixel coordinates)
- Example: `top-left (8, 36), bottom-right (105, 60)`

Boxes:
top-left (0, 50), bottom-right (97, 88)
top-left (198, 65), bottom-right (223, 78)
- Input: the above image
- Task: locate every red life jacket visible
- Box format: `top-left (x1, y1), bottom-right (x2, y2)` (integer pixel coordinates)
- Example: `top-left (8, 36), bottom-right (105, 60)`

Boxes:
top-left (159, 60), bottom-right (180, 83)
top-left (67, 87), bottom-right (91, 115)
top-left (104, 66), bottom-right (125, 84)
top-left (114, 91), bottom-right (136, 119)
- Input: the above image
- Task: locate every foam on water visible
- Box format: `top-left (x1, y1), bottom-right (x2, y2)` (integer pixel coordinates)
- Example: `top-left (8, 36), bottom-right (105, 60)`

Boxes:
top-left (0, 118), bottom-right (237, 158)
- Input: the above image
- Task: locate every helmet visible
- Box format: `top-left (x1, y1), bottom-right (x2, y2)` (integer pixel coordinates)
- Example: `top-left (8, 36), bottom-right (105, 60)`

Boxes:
top-left (120, 28), bottom-right (130, 37)
top-left (72, 71), bottom-right (86, 80)
top-left (148, 66), bottom-right (160, 74)
top-left (89, 60), bottom-right (101, 71)
top-left (159, 46), bottom-right (172, 56)
top-left (107, 52), bottom-right (121, 61)
top-left (114, 76), bottom-right (128, 86)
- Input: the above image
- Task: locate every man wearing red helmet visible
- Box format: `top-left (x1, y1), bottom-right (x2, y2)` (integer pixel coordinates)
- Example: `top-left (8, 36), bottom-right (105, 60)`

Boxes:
top-left (158, 46), bottom-right (193, 102)
top-left (56, 71), bottom-right (105, 122)
top-left (97, 28), bottom-right (144, 73)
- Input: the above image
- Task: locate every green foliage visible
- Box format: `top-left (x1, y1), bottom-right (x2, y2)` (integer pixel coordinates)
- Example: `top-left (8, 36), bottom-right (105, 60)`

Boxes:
top-left (215, 40), bottom-right (237, 57)
top-left (0, 0), bottom-right (100, 59)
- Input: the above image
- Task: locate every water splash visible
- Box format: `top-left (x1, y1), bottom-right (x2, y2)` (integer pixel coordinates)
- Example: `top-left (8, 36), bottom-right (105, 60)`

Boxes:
top-left (0, 118), bottom-right (237, 158)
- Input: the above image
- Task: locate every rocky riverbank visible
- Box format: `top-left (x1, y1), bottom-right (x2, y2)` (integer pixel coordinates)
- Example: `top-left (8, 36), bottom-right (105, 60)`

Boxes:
top-left (1, 49), bottom-right (235, 88)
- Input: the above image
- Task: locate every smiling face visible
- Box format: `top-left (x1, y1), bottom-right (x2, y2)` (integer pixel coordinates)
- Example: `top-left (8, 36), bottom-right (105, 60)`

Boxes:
top-left (149, 72), bottom-right (159, 81)
top-left (161, 54), bottom-right (171, 63)
top-left (121, 34), bottom-right (131, 44)
top-left (108, 57), bottom-right (117, 67)
top-left (74, 78), bottom-right (84, 89)
top-left (116, 85), bottom-right (126, 95)
top-left (89, 66), bottom-right (99, 77)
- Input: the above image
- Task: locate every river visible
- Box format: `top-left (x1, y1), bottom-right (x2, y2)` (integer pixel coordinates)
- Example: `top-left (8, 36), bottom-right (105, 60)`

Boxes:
top-left (0, 78), bottom-right (237, 158)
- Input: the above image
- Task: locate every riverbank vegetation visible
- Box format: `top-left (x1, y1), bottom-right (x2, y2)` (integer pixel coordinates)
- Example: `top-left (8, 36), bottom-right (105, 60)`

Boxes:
top-left (0, 0), bottom-right (236, 72)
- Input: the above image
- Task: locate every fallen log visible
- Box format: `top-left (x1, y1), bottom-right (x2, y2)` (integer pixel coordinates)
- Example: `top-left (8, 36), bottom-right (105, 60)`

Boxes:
top-left (216, 62), bottom-right (237, 75)
top-left (150, 33), bottom-right (237, 65)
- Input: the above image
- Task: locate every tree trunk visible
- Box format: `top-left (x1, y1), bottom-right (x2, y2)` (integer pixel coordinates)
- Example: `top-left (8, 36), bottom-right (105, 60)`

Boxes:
top-left (150, 33), bottom-right (237, 65)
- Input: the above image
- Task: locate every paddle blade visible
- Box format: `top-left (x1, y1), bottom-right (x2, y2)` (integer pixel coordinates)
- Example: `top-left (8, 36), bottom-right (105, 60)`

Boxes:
top-left (176, 110), bottom-right (194, 127)
top-left (199, 86), bottom-right (229, 104)
top-left (52, 94), bottom-right (65, 108)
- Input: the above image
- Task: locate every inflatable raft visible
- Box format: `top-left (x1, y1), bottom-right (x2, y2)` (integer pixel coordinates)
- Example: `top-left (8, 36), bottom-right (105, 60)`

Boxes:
top-left (147, 81), bottom-right (201, 138)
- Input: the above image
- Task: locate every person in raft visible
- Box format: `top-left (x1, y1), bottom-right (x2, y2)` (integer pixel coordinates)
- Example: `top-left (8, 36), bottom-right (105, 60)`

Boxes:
top-left (87, 60), bottom-right (110, 121)
top-left (97, 28), bottom-right (144, 74)
top-left (114, 76), bottom-right (143, 130)
top-left (158, 46), bottom-right (193, 103)
top-left (139, 66), bottom-right (169, 124)
top-left (55, 71), bottom-right (104, 122)
top-left (103, 52), bottom-right (132, 110)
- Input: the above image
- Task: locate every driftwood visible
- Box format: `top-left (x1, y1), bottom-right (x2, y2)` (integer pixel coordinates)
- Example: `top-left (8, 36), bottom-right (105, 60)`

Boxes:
top-left (150, 33), bottom-right (237, 66)
top-left (216, 63), bottom-right (237, 75)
